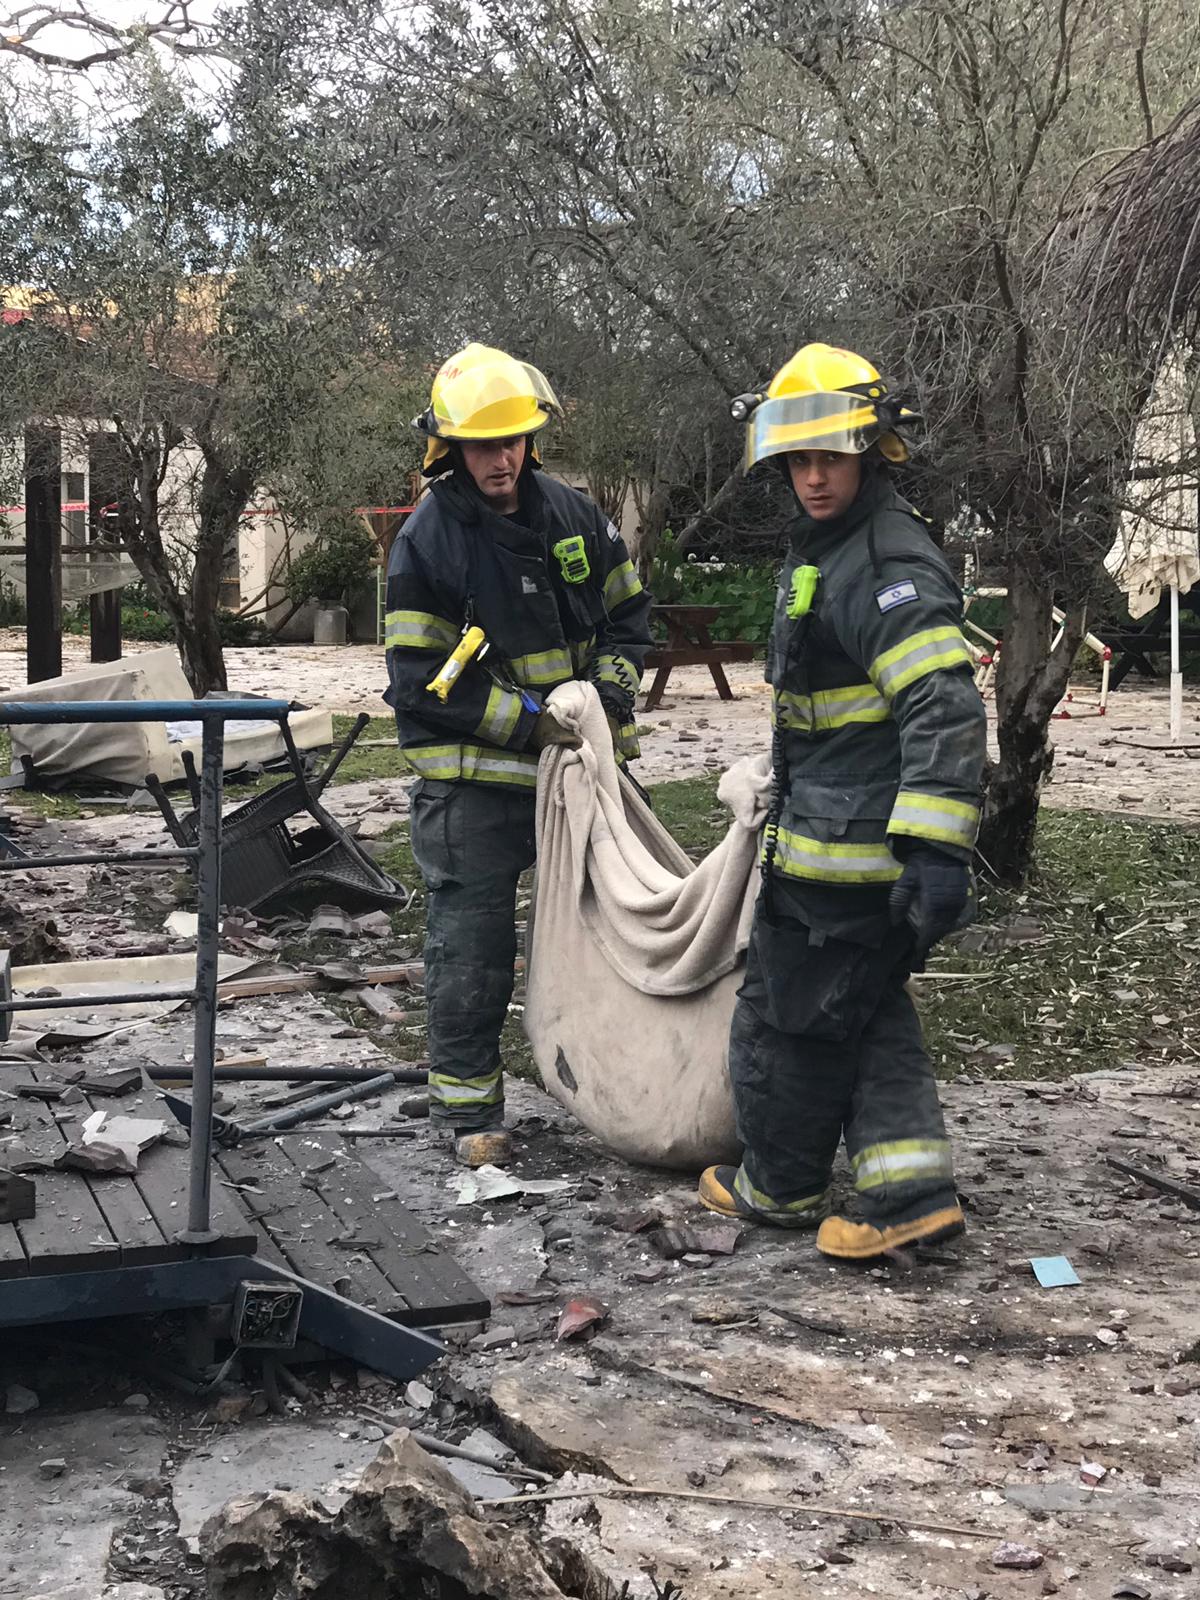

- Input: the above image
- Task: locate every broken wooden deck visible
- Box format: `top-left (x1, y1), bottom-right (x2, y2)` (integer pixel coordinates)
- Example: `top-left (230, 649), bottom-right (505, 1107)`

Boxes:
top-left (215, 1133), bottom-right (489, 1328)
top-left (0, 1065), bottom-right (488, 1331)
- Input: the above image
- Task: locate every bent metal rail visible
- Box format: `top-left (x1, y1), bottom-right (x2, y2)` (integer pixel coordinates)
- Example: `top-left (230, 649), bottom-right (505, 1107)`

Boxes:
top-left (0, 696), bottom-right (293, 1245)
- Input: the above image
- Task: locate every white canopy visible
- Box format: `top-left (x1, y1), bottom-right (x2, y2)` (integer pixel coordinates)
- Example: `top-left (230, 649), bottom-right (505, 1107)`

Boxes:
top-left (1105, 351), bottom-right (1199, 739)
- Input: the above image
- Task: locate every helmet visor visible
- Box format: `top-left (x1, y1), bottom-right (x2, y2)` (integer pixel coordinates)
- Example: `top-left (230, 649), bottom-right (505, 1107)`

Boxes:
top-left (744, 391), bottom-right (881, 469)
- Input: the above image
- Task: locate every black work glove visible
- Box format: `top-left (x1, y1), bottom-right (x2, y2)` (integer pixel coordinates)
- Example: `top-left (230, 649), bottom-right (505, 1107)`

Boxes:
top-left (527, 709), bottom-right (582, 752)
top-left (888, 847), bottom-right (971, 954)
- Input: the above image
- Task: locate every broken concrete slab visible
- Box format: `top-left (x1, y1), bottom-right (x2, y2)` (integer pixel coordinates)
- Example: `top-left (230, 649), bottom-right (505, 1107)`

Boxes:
top-left (171, 1419), bottom-right (385, 1552)
top-left (201, 1430), bottom-right (601, 1599)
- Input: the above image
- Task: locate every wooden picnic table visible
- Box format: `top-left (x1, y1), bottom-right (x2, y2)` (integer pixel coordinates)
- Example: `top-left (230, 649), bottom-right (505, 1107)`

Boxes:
top-left (641, 603), bottom-right (756, 712)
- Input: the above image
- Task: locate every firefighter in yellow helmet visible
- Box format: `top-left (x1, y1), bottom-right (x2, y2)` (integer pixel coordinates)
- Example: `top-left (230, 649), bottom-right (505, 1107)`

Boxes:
top-left (385, 344), bottom-right (652, 1166)
top-left (699, 343), bottom-right (987, 1260)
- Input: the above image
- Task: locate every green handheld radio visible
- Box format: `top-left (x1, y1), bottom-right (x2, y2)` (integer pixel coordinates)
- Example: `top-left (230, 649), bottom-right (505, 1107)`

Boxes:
top-left (552, 535), bottom-right (591, 584)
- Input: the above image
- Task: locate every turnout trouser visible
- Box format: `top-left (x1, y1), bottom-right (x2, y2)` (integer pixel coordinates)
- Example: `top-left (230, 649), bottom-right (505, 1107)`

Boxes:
top-left (408, 778), bottom-right (537, 1130)
top-left (727, 898), bottom-right (956, 1228)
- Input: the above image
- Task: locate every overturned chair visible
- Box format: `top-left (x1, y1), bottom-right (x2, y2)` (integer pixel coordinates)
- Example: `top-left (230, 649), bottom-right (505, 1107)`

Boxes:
top-left (148, 712), bottom-right (409, 917)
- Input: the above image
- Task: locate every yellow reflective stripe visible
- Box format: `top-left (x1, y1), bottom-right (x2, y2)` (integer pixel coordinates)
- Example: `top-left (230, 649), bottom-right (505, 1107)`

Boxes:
top-left (385, 609), bottom-right (458, 651)
top-left (769, 827), bottom-right (901, 884)
top-left (592, 652), bottom-right (640, 690)
top-left (474, 682), bottom-right (524, 746)
top-left (851, 1139), bottom-right (954, 1191)
top-left (509, 646), bottom-right (573, 687)
top-left (774, 682), bottom-right (889, 733)
top-left (603, 559), bottom-right (643, 608)
top-left (735, 1167), bottom-right (829, 1222)
top-left (428, 1070), bottom-right (503, 1109)
top-left (402, 742), bottom-right (539, 788)
top-left (615, 718), bottom-right (640, 761)
top-left (889, 791), bottom-right (979, 848)
top-left (870, 626), bottom-right (972, 700)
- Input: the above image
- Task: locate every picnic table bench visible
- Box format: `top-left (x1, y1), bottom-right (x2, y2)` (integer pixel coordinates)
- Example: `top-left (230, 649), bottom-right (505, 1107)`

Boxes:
top-left (641, 604), bottom-right (757, 712)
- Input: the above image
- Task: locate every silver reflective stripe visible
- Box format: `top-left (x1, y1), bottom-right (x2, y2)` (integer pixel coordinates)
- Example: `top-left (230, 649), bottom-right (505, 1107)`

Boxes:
top-left (771, 828), bottom-right (901, 883)
top-left (384, 609), bottom-right (458, 650)
top-left (870, 626), bottom-right (972, 700)
top-left (889, 792), bottom-right (979, 847)
top-left (429, 1071), bottom-right (502, 1107)
top-left (475, 683), bottom-right (524, 746)
top-left (852, 1140), bottom-right (954, 1190)
top-left (403, 742), bottom-right (538, 788)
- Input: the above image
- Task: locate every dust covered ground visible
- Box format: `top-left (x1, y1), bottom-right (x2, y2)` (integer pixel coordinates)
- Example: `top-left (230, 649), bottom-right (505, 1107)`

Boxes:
top-left (0, 634), bottom-right (1198, 1598)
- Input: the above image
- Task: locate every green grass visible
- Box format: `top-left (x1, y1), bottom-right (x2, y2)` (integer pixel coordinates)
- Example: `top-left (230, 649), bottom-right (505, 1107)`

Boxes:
top-left (636, 789), bottom-right (1200, 1083)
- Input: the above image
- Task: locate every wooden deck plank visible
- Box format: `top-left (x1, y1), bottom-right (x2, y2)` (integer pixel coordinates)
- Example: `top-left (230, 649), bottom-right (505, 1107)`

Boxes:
top-left (0, 1217), bottom-right (30, 1278)
top-left (214, 1142), bottom-right (396, 1309)
top-left (273, 1135), bottom-right (490, 1327)
top-left (30, 1067), bottom-right (176, 1267)
top-left (3, 1065), bottom-right (122, 1276)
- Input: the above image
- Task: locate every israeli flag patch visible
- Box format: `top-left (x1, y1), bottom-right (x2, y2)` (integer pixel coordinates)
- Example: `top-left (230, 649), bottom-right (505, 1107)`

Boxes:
top-left (604, 518), bottom-right (621, 543)
top-left (875, 579), bottom-right (918, 613)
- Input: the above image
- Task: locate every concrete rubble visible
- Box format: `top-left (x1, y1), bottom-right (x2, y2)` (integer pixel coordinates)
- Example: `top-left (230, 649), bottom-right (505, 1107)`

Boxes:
top-left (200, 1430), bottom-right (604, 1599)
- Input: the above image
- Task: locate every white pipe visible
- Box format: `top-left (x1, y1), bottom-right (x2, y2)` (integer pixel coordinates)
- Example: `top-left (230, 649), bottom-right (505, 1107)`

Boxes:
top-left (1170, 583), bottom-right (1183, 744)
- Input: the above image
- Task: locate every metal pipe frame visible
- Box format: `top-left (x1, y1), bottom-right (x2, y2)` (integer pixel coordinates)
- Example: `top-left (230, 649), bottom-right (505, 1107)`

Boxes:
top-left (0, 848), bottom-right (198, 870)
top-left (0, 697), bottom-right (290, 1249)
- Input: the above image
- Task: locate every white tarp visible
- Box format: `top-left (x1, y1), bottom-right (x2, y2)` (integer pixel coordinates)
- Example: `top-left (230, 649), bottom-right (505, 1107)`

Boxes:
top-left (1106, 350), bottom-right (1200, 619)
top-left (524, 681), bottom-right (771, 1169)
top-left (2, 647), bottom-right (333, 785)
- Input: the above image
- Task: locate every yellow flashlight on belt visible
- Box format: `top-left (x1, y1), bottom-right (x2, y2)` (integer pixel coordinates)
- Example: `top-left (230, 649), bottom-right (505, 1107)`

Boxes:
top-left (427, 625), bottom-right (487, 702)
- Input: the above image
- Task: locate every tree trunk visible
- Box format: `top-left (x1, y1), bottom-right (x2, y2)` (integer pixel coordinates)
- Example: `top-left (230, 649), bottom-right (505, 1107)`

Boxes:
top-left (184, 435), bottom-right (257, 696)
top-left (629, 477), bottom-right (671, 584)
top-left (976, 560), bottom-right (1082, 885)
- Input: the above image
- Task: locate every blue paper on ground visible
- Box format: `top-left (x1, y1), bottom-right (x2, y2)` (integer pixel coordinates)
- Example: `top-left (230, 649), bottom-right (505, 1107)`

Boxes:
top-left (1031, 1255), bottom-right (1080, 1287)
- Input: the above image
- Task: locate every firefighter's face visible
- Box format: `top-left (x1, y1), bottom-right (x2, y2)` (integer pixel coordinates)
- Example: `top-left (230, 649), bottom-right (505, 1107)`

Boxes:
top-left (787, 450), bottom-right (862, 521)
top-left (460, 436), bottom-right (527, 508)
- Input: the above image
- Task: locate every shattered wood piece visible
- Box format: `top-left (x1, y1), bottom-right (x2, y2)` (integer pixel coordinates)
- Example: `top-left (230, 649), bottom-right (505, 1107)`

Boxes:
top-left (0, 1168), bottom-right (36, 1222)
top-left (356, 986), bottom-right (405, 1022)
top-left (555, 1296), bottom-right (608, 1341)
top-left (481, 1482), bottom-right (997, 1540)
top-left (79, 1066), bottom-right (142, 1097)
top-left (1106, 1155), bottom-right (1200, 1210)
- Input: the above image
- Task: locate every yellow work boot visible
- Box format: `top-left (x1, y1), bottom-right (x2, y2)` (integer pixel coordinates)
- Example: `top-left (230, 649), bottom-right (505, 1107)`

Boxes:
top-left (698, 1165), bottom-right (745, 1219)
top-left (816, 1205), bottom-right (965, 1261)
top-left (455, 1128), bottom-right (513, 1168)
top-left (698, 1165), bottom-right (826, 1228)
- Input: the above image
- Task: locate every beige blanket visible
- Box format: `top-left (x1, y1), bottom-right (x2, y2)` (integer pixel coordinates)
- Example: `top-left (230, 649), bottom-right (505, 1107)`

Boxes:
top-left (523, 681), bottom-right (770, 1169)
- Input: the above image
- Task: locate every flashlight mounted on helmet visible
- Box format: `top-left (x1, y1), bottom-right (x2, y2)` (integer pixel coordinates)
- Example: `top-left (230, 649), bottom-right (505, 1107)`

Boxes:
top-left (730, 392), bottom-right (763, 423)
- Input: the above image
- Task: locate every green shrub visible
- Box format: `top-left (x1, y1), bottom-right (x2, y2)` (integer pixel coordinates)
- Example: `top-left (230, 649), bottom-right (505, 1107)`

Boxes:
top-left (648, 532), bottom-right (777, 648)
top-left (285, 515), bottom-right (376, 608)
top-left (0, 578), bottom-right (27, 627)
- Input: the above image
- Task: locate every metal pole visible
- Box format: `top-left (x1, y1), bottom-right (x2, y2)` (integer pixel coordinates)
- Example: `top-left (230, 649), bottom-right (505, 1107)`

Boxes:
top-left (180, 716), bottom-right (224, 1245)
top-left (1169, 583), bottom-right (1183, 744)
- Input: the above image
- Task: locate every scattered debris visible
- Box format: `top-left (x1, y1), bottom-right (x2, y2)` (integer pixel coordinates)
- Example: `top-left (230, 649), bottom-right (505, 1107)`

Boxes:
top-left (1111, 1581), bottom-right (1152, 1599)
top-left (200, 1431), bottom-right (600, 1599)
top-left (1079, 1458), bottom-right (1107, 1486)
top-left (555, 1296), bottom-right (608, 1341)
top-left (37, 1458), bottom-right (66, 1479)
top-left (449, 1164), bottom-right (572, 1206)
top-left (80, 1066), bottom-right (143, 1097)
top-left (404, 1382), bottom-right (434, 1411)
top-left (1031, 1254), bottom-right (1081, 1287)
top-left (648, 1221), bottom-right (743, 1259)
top-left (992, 1543), bottom-right (1045, 1570)
top-left (307, 904), bottom-right (359, 938)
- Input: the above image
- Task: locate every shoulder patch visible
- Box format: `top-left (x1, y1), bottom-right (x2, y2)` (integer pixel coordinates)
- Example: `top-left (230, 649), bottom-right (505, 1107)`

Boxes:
top-left (875, 579), bottom-right (919, 614)
top-left (604, 518), bottom-right (621, 543)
